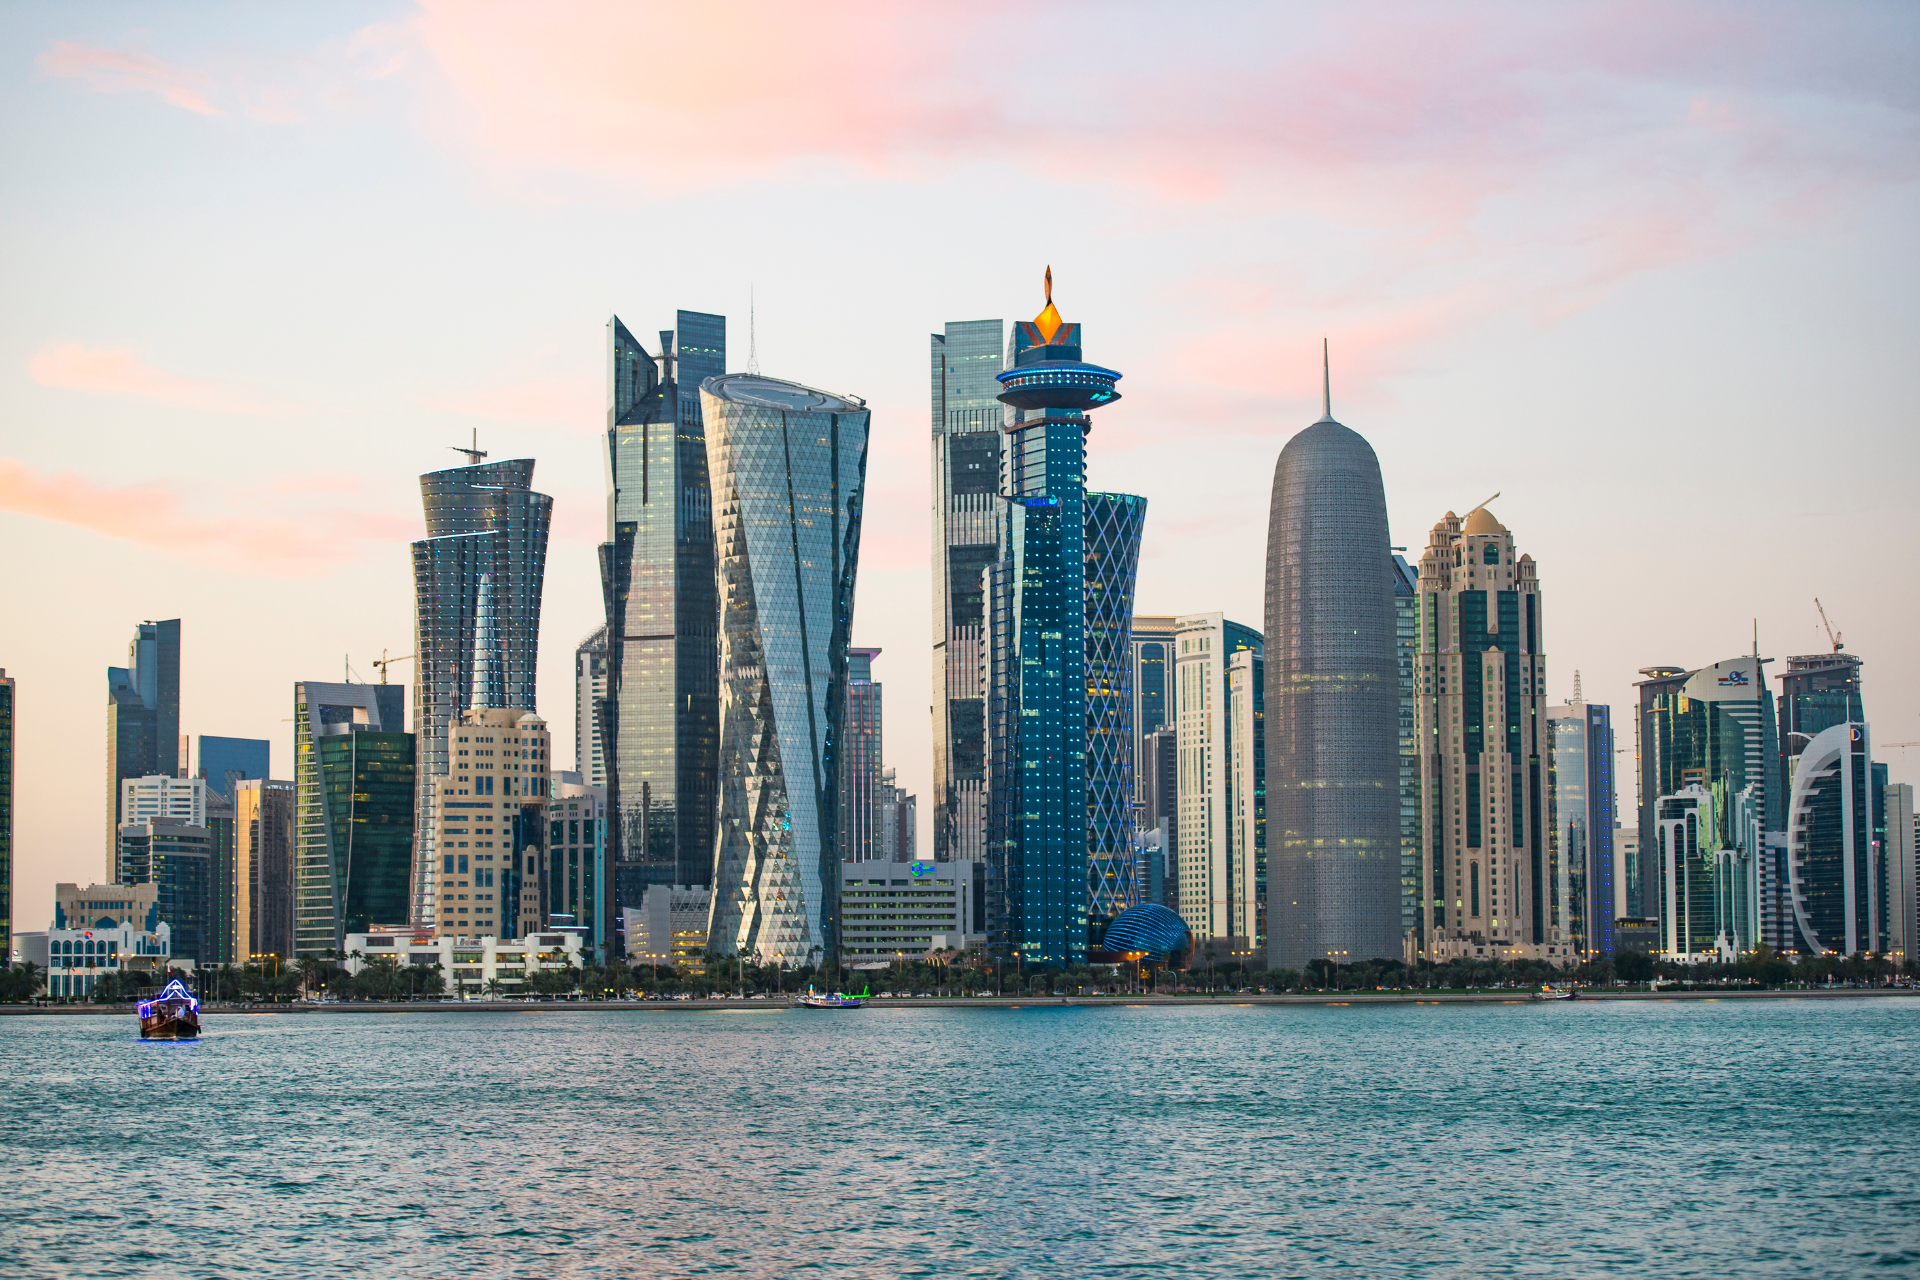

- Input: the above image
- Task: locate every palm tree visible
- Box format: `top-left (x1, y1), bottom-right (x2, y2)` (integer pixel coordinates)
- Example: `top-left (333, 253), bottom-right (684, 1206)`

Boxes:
top-left (484, 976), bottom-right (505, 1001)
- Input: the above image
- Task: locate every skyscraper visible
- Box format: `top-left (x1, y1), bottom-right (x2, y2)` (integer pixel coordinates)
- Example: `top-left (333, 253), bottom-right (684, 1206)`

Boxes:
top-left (1776, 652), bottom-right (1875, 955)
top-left (931, 318), bottom-right (1005, 865)
top-left (410, 457), bottom-right (551, 925)
top-left (1412, 503), bottom-right (1558, 963)
top-left (195, 735), bottom-right (269, 802)
top-left (841, 648), bottom-right (885, 863)
top-left (600, 312), bottom-right (726, 916)
top-left (295, 681), bottom-right (415, 955)
top-left (1227, 647), bottom-right (1266, 947)
top-left (1392, 554), bottom-right (1420, 949)
top-left (1264, 360), bottom-right (1399, 970)
top-left (234, 778), bottom-right (295, 962)
top-left (1085, 492), bottom-right (1148, 930)
top-left (1548, 688), bottom-right (1617, 957)
top-left (703, 373), bottom-right (869, 965)
top-left (574, 625), bottom-right (608, 787)
top-left (1885, 783), bottom-right (1916, 962)
top-left (116, 818), bottom-right (211, 965)
top-left (1173, 613), bottom-right (1263, 942)
top-left (0, 668), bottom-right (12, 956)
top-left (105, 618), bottom-right (180, 871)
top-left (1635, 654), bottom-right (1774, 957)
top-left (985, 271), bottom-right (1122, 969)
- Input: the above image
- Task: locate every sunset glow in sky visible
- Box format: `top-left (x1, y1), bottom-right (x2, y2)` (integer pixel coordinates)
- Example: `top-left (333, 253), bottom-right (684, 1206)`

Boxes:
top-left (4, 2), bottom-right (1917, 919)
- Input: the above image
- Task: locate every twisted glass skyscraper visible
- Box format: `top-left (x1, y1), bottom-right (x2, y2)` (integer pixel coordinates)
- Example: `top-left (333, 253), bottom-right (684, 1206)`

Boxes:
top-left (702, 374), bottom-right (869, 965)
top-left (598, 313), bottom-right (726, 928)
top-left (410, 458), bottom-right (551, 924)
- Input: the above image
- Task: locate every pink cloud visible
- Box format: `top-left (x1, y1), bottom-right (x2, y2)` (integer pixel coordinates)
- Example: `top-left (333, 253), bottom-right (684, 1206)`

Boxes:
top-left (27, 343), bottom-right (298, 416)
top-left (0, 459), bottom-right (413, 576)
top-left (36, 40), bottom-right (219, 115)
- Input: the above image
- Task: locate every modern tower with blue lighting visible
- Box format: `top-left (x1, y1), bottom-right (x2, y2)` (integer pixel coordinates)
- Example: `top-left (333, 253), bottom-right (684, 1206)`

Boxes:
top-left (986, 270), bottom-right (1124, 969)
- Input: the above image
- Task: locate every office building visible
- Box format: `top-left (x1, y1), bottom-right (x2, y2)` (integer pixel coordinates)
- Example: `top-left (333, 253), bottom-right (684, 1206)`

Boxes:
top-left (600, 313), bottom-right (726, 912)
top-left (1264, 361), bottom-right (1399, 970)
top-left (116, 818), bottom-right (212, 966)
top-left (1613, 827), bottom-right (1638, 924)
top-left (1137, 727), bottom-right (1177, 910)
top-left (1886, 784), bottom-right (1916, 962)
top-left (105, 619), bottom-right (180, 870)
top-left (875, 769), bottom-right (917, 862)
top-left (984, 272), bottom-right (1122, 970)
top-left (1548, 689), bottom-right (1617, 957)
top-left (431, 706), bottom-right (550, 939)
top-left (1776, 653), bottom-right (1875, 955)
top-left (931, 317), bottom-right (1005, 865)
top-left (624, 883), bottom-right (713, 968)
top-left (195, 736), bottom-right (269, 802)
top-left (548, 777), bottom-right (608, 959)
top-left (294, 682), bottom-right (415, 956)
top-left (205, 787), bottom-right (238, 964)
top-left (1392, 555), bottom-right (1420, 949)
top-left (841, 648), bottom-right (886, 863)
top-left (841, 857), bottom-right (983, 961)
top-left (1227, 648), bottom-right (1265, 948)
top-left (47, 883), bottom-right (172, 999)
top-left (120, 774), bottom-right (207, 828)
top-left (344, 928), bottom-right (583, 996)
top-left (1412, 502), bottom-right (1561, 964)
top-left (574, 626), bottom-right (608, 788)
top-left (1086, 492), bottom-right (1148, 931)
top-left (0, 669), bottom-right (12, 955)
top-left (1635, 653), bottom-right (1775, 955)
top-left (1173, 613), bottom-right (1263, 943)
top-left (233, 778), bottom-right (295, 962)
top-left (411, 452), bottom-right (551, 926)
top-left (703, 372), bottom-right (870, 965)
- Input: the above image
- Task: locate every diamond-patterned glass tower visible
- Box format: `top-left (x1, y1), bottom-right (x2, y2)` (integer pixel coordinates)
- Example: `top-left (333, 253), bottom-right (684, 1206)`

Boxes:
top-left (1085, 491), bottom-right (1147, 927)
top-left (701, 374), bottom-right (869, 965)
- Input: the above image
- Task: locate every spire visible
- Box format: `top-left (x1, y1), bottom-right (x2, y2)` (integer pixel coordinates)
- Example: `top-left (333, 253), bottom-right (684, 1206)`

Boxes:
top-left (746, 284), bottom-right (760, 376)
top-left (1032, 264), bottom-right (1065, 343)
top-left (1315, 338), bottom-right (1336, 424)
top-left (1572, 670), bottom-right (1583, 704)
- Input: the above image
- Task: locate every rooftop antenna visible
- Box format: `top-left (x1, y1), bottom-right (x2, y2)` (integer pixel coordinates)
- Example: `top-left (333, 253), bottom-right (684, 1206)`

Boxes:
top-left (1315, 338), bottom-right (1335, 423)
top-left (1572, 670), bottom-right (1583, 703)
top-left (450, 427), bottom-right (487, 466)
top-left (746, 284), bottom-right (760, 376)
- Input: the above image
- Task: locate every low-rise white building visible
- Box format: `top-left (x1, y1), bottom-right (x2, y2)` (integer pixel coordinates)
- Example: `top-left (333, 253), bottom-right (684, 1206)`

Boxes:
top-left (44, 882), bottom-right (174, 999)
top-left (839, 858), bottom-right (984, 961)
top-left (344, 929), bottom-right (583, 997)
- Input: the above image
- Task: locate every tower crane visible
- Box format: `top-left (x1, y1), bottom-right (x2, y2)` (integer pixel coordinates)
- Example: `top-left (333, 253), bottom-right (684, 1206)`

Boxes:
top-left (372, 649), bottom-right (414, 684)
top-left (1814, 598), bottom-right (1843, 652)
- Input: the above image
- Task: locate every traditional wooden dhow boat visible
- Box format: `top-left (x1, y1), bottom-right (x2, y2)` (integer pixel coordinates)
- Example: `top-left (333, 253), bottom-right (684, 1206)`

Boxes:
top-left (794, 986), bottom-right (865, 1009)
top-left (138, 979), bottom-right (201, 1039)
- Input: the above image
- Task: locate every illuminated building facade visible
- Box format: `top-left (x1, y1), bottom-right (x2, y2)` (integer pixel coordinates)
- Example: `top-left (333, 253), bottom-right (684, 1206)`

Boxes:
top-left (984, 272), bottom-right (1122, 969)
top-left (1085, 492), bottom-right (1147, 933)
top-left (702, 373), bottom-right (870, 965)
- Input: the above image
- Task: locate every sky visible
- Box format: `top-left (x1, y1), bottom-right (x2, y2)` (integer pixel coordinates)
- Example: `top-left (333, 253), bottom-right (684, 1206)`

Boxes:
top-left (3, 1), bottom-right (1918, 929)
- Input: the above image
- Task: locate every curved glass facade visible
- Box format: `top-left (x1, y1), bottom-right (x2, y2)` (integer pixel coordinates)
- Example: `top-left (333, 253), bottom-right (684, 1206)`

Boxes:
top-left (1086, 491), bottom-right (1147, 927)
top-left (1100, 902), bottom-right (1192, 961)
top-left (1263, 419), bottom-right (1400, 968)
top-left (701, 374), bottom-right (869, 965)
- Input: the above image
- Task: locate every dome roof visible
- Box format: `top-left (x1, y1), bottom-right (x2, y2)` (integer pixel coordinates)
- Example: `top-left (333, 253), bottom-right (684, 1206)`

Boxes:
top-left (1100, 903), bottom-right (1192, 960)
top-left (1462, 505), bottom-right (1505, 536)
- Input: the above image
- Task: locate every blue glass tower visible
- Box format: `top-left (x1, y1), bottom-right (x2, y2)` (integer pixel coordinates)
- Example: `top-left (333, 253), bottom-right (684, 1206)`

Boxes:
top-left (987, 270), bottom-right (1122, 969)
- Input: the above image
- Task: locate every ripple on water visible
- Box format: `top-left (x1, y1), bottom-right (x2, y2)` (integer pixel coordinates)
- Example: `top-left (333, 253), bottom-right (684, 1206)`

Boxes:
top-left (1, 999), bottom-right (1917, 1277)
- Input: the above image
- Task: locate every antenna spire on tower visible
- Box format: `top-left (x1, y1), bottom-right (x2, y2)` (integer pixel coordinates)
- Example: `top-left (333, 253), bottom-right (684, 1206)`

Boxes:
top-left (449, 427), bottom-right (487, 466)
top-left (1572, 670), bottom-right (1583, 704)
top-left (1321, 337), bottom-right (1332, 422)
top-left (747, 284), bottom-right (760, 376)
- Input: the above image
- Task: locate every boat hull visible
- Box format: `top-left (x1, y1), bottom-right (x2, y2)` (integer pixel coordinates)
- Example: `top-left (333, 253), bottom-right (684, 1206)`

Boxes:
top-left (140, 1010), bottom-right (201, 1039)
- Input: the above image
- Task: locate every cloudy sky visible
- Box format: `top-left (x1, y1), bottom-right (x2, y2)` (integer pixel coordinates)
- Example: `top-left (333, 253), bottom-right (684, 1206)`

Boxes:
top-left (3, 1), bottom-right (1917, 924)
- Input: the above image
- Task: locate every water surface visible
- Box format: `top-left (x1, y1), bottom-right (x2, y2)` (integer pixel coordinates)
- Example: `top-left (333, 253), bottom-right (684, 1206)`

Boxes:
top-left (4, 998), bottom-right (1916, 1277)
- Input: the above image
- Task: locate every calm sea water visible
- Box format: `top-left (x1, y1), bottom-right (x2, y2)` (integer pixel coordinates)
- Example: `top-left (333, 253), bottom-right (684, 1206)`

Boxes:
top-left (3, 998), bottom-right (1917, 1278)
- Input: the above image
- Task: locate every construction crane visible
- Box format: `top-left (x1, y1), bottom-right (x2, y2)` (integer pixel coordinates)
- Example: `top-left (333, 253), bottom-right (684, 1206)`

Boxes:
top-left (1814, 598), bottom-right (1844, 652)
top-left (372, 649), bottom-right (414, 684)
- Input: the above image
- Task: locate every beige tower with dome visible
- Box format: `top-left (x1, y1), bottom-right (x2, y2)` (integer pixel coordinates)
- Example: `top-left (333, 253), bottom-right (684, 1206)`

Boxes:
top-left (1413, 501), bottom-right (1573, 966)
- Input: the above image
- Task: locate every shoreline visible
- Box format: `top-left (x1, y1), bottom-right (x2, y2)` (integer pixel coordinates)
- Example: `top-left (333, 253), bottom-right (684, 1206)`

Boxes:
top-left (4, 988), bottom-right (1914, 1016)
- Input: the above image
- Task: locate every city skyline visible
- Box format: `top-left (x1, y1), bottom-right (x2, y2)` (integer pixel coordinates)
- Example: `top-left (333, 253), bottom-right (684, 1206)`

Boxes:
top-left (4, 4), bottom-right (1918, 929)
